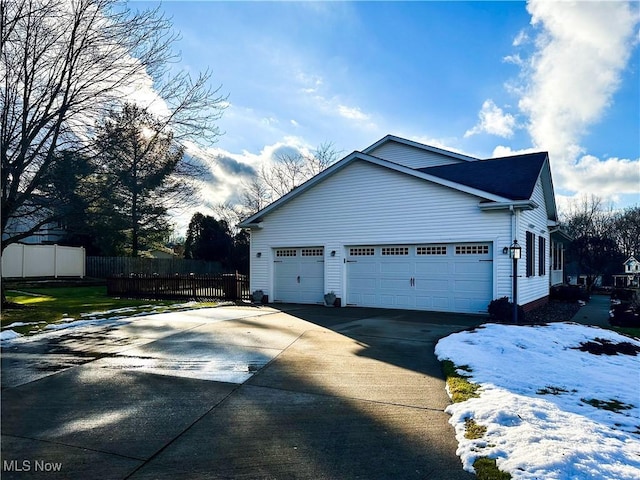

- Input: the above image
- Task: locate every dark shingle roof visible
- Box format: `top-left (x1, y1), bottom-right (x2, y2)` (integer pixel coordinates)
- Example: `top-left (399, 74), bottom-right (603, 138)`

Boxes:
top-left (416, 152), bottom-right (548, 201)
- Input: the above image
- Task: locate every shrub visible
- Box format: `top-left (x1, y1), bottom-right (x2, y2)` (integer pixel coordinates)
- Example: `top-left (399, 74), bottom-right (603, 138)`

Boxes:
top-left (611, 288), bottom-right (636, 302)
top-left (488, 297), bottom-right (525, 323)
top-left (550, 284), bottom-right (590, 302)
top-left (609, 303), bottom-right (640, 328)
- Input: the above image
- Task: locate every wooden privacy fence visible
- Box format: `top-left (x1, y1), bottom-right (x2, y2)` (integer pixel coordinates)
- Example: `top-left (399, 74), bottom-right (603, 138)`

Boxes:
top-left (87, 256), bottom-right (222, 278)
top-left (107, 273), bottom-right (251, 302)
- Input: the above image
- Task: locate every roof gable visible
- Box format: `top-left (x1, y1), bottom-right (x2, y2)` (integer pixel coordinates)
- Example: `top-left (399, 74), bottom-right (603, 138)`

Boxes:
top-left (417, 152), bottom-right (549, 201)
top-left (363, 134), bottom-right (477, 165)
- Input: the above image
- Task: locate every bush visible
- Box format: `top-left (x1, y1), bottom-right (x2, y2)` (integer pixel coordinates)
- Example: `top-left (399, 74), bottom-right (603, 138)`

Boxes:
top-left (550, 284), bottom-right (589, 302)
top-left (611, 288), bottom-right (636, 302)
top-left (609, 303), bottom-right (640, 327)
top-left (488, 297), bottom-right (525, 323)
top-left (610, 289), bottom-right (640, 327)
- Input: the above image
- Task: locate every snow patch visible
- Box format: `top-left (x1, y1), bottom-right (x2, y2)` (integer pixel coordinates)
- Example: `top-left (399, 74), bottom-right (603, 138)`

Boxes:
top-left (436, 322), bottom-right (640, 479)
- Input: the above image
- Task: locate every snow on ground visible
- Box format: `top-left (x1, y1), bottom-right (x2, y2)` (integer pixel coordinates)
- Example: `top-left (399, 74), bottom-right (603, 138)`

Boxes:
top-left (435, 322), bottom-right (640, 480)
top-left (0, 330), bottom-right (22, 341)
top-left (0, 302), bottom-right (201, 340)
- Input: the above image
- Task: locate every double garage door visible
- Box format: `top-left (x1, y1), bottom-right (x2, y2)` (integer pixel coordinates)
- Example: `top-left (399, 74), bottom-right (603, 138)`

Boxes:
top-left (273, 243), bottom-right (493, 313)
top-left (346, 243), bottom-right (493, 314)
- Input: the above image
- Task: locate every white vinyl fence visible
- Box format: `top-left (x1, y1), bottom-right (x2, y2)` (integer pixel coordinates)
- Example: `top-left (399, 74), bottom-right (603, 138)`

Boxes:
top-left (1, 244), bottom-right (85, 278)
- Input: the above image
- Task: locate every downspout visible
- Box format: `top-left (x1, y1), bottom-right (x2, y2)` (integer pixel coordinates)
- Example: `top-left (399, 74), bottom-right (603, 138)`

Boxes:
top-left (510, 204), bottom-right (516, 242)
top-left (510, 205), bottom-right (520, 317)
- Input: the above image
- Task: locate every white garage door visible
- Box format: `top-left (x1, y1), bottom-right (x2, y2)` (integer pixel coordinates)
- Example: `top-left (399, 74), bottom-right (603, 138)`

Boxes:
top-left (346, 243), bottom-right (492, 313)
top-left (273, 247), bottom-right (324, 304)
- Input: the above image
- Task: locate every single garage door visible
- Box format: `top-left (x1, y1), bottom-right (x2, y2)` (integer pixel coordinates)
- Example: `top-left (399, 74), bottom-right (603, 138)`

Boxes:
top-left (346, 243), bottom-right (492, 313)
top-left (273, 247), bottom-right (324, 304)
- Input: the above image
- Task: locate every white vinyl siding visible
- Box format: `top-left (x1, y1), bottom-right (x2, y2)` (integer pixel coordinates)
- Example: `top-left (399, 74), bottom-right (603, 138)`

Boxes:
top-left (249, 160), bottom-right (518, 309)
top-left (517, 178), bottom-right (551, 306)
top-left (367, 142), bottom-right (467, 169)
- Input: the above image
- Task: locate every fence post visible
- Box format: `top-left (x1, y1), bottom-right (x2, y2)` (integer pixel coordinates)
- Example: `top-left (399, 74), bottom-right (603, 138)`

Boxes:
top-left (21, 244), bottom-right (26, 278)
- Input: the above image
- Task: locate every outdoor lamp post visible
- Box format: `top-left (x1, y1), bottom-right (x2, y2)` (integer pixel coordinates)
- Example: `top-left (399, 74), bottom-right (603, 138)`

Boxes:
top-left (509, 240), bottom-right (521, 323)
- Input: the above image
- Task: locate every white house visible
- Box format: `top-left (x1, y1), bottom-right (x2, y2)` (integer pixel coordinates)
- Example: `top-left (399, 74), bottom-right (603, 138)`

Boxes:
top-left (613, 256), bottom-right (640, 288)
top-left (239, 135), bottom-right (565, 314)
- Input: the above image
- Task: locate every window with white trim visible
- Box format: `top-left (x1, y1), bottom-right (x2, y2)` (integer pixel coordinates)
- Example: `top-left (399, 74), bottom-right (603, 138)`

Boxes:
top-left (301, 248), bottom-right (323, 256)
top-left (417, 246), bottom-right (447, 255)
top-left (381, 247), bottom-right (409, 255)
top-left (455, 245), bottom-right (489, 255)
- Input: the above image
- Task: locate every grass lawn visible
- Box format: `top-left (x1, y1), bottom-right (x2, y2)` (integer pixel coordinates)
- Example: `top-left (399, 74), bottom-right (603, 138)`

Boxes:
top-left (1, 286), bottom-right (216, 335)
top-left (611, 326), bottom-right (640, 339)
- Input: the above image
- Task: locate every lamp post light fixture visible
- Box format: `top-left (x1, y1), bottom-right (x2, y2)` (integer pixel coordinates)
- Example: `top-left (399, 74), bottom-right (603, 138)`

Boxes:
top-left (509, 240), bottom-right (521, 323)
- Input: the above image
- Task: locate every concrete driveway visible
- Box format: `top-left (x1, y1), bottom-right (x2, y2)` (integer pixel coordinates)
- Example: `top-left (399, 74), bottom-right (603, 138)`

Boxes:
top-left (1, 305), bottom-right (481, 479)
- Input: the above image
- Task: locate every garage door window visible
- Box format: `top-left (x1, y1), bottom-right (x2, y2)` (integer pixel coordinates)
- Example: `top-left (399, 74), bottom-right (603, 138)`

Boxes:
top-left (302, 248), bottom-right (324, 256)
top-left (382, 247), bottom-right (409, 255)
top-left (276, 249), bottom-right (297, 257)
top-left (350, 247), bottom-right (375, 256)
top-left (455, 245), bottom-right (489, 255)
top-left (417, 246), bottom-right (447, 255)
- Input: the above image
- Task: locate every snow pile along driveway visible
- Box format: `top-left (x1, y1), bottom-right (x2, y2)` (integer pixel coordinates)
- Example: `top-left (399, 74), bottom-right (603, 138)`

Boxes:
top-left (435, 322), bottom-right (640, 480)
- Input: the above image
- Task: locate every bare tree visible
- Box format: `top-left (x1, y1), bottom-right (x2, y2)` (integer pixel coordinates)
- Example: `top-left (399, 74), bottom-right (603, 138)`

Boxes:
top-left (239, 142), bottom-right (341, 217)
top-left (611, 206), bottom-right (640, 258)
top-left (561, 194), bottom-right (624, 289)
top-left (1, 0), bottom-right (226, 251)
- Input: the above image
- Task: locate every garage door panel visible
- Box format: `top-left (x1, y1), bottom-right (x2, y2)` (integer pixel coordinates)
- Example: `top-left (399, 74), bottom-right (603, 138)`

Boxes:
top-left (380, 278), bottom-right (411, 290)
top-left (415, 296), bottom-right (433, 308)
top-left (454, 262), bottom-right (490, 275)
top-left (351, 278), bottom-right (376, 290)
top-left (455, 279), bottom-right (490, 293)
top-left (415, 279), bottom-right (448, 292)
top-left (380, 262), bottom-right (412, 274)
top-left (416, 261), bottom-right (449, 275)
top-left (350, 262), bottom-right (378, 276)
top-left (433, 297), bottom-right (450, 309)
top-left (394, 295), bottom-right (412, 307)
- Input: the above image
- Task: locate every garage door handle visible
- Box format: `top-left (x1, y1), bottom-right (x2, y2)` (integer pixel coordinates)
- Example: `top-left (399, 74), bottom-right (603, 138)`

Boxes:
top-left (297, 275), bottom-right (300, 283)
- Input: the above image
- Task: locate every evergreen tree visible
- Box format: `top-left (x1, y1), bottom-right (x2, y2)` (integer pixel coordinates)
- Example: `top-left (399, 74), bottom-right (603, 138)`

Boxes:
top-left (94, 104), bottom-right (185, 256)
top-left (184, 213), bottom-right (234, 267)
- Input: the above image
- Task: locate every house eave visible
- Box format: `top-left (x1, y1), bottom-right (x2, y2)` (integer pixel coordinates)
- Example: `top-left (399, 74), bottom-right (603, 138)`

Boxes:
top-left (239, 221), bottom-right (264, 229)
top-left (478, 200), bottom-right (538, 211)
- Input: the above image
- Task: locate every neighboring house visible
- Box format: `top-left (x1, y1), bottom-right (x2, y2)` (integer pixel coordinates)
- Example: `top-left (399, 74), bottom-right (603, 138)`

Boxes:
top-left (566, 273), bottom-right (603, 288)
top-left (2, 200), bottom-right (67, 245)
top-left (238, 134), bottom-right (565, 314)
top-left (146, 248), bottom-right (179, 259)
top-left (612, 256), bottom-right (640, 288)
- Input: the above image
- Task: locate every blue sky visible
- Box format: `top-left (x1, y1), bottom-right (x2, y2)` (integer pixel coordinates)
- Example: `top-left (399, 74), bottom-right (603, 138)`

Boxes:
top-left (136, 1), bottom-right (639, 224)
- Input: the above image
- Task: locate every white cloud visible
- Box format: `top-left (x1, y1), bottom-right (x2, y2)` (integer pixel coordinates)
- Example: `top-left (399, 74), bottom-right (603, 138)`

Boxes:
top-left (503, 54), bottom-right (523, 66)
top-left (492, 145), bottom-right (540, 158)
top-left (510, 0), bottom-right (639, 205)
top-left (465, 100), bottom-right (516, 138)
top-left (512, 29), bottom-right (529, 47)
top-left (337, 104), bottom-right (370, 121)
